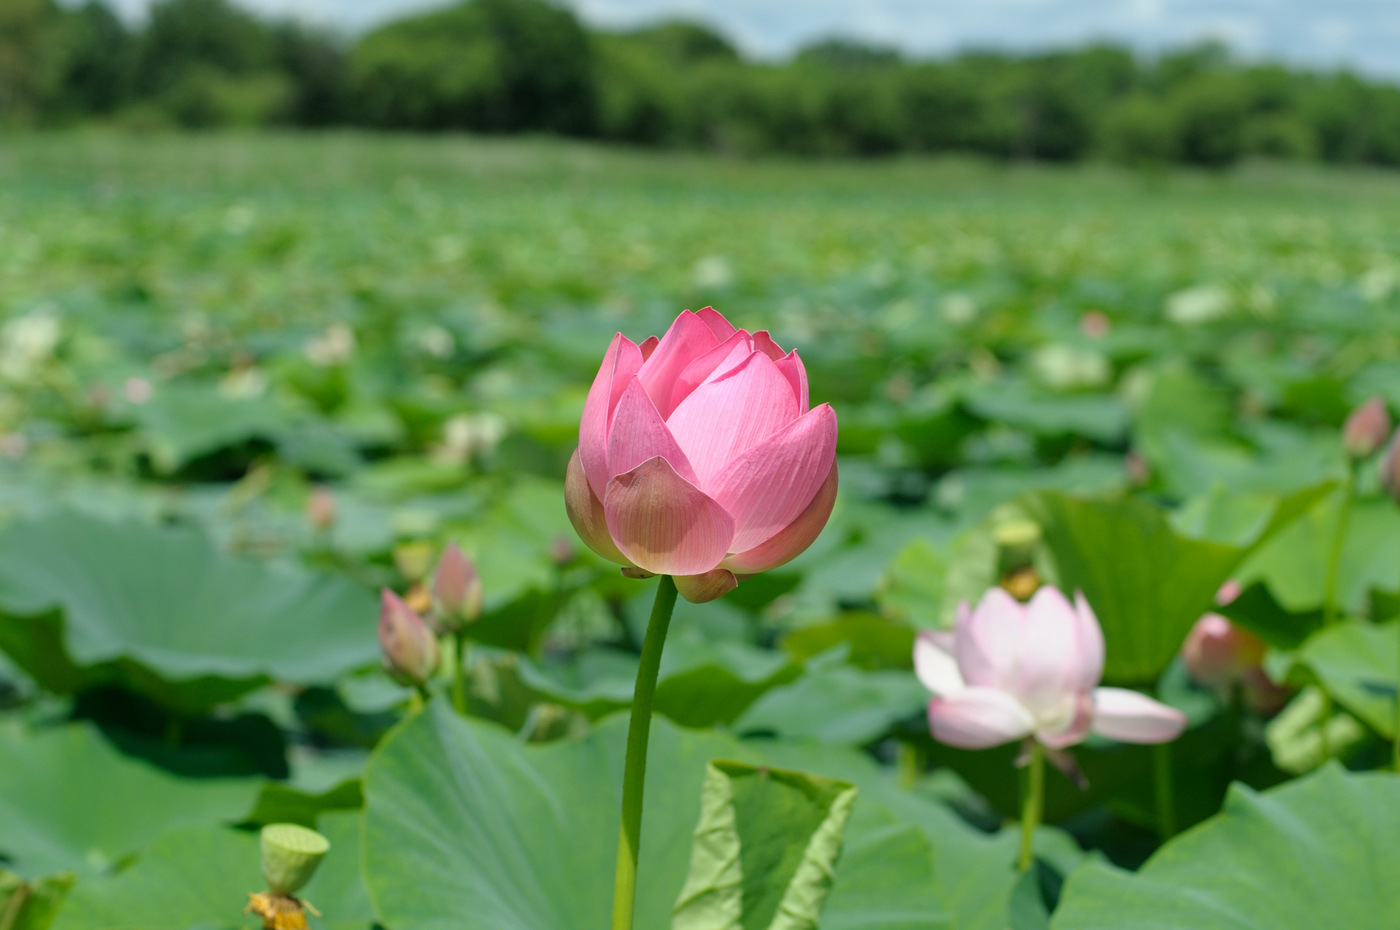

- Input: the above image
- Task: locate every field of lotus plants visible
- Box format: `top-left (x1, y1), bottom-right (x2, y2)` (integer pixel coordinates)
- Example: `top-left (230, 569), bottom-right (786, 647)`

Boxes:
top-left (2, 132), bottom-right (1400, 930)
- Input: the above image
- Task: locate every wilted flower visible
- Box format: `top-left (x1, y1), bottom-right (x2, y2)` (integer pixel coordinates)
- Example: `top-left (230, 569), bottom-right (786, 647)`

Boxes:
top-left (565, 307), bottom-right (837, 603)
top-left (432, 542), bottom-right (482, 630)
top-left (378, 589), bottom-right (440, 687)
top-left (916, 586), bottom-right (1186, 750)
top-left (1342, 396), bottom-right (1390, 460)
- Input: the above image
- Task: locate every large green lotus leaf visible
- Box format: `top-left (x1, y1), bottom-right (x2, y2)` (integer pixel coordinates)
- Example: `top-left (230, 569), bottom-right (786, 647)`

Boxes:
top-left (962, 379), bottom-right (1129, 443)
top-left (733, 662), bottom-right (926, 744)
top-left (362, 703), bottom-right (997, 930)
top-left (0, 512), bottom-right (379, 713)
top-left (518, 628), bottom-right (798, 727)
top-left (1023, 486), bottom-right (1324, 683)
top-left (1052, 766), bottom-right (1400, 930)
top-left (132, 384), bottom-right (300, 475)
top-left (671, 761), bottom-right (856, 930)
top-left (1284, 618), bottom-right (1399, 738)
top-left (0, 722), bottom-right (259, 878)
top-left (51, 812), bottom-right (372, 930)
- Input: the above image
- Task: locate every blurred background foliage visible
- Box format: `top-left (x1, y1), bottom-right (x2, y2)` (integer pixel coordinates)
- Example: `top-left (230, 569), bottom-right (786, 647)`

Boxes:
top-left (4, 0), bottom-right (1400, 168)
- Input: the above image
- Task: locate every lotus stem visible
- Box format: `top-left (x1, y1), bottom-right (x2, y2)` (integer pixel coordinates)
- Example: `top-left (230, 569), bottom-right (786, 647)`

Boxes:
top-left (1017, 740), bottom-right (1045, 872)
top-left (451, 632), bottom-right (468, 716)
top-left (611, 574), bottom-right (679, 930)
top-left (1153, 741), bottom-right (1177, 839)
top-left (0, 882), bottom-right (30, 930)
top-left (1319, 464), bottom-right (1357, 760)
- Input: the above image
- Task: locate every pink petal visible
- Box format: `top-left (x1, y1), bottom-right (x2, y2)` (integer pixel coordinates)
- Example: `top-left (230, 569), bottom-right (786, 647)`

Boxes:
top-left (696, 306), bottom-right (737, 341)
top-left (1090, 688), bottom-right (1187, 744)
top-left (564, 447), bottom-right (631, 566)
top-left (637, 311), bottom-right (722, 408)
top-left (707, 404), bottom-right (837, 553)
top-left (674, 568), bottom-right (738, 603)
top-left (1009, 586), bottom-right (1092, 720)
top-left (661, 331), bottom-right (753, 416)
top-left (774, 350), bottom-right (810, 411)
top-left (1035, 691), bottom-right (1094, 750)
top-left (914, 631), bottom-right (964, 696)
top-left (928, 688), bottom-right (1036, 749)
top-left (720, 461), bottom-right (837, 574)
top-left (752, 331), bottom-right (787, 360)
top-left (607, 377), bottom-right (699, 485)
top-left (955, 587), bottom-right (1025, 691)
top-left (1071, 591), bottom-right (1106, 692)
top-left (603, 456), bottom-right (735, 576)
top-left (580, 334), bottom-right (644, 501)
top-left (666, 351), bottom-right (800, 488)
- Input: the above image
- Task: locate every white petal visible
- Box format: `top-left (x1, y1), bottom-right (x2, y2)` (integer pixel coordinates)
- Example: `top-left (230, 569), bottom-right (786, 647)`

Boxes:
top-left (1091, 688), bottom-right (1187, 744)
top-left (914, 631), bottom-right (964, 696)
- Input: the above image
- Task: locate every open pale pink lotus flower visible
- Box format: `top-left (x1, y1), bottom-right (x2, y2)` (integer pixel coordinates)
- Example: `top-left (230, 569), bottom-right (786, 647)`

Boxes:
top-left (916, 586), bottom-right (1186, 750)
top-left (565, 307), bottom-right (837, 603)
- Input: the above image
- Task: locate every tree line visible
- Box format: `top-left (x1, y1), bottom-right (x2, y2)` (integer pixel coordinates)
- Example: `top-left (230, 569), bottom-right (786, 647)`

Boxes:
top-left (5, 0), bottom-right (1400, 167)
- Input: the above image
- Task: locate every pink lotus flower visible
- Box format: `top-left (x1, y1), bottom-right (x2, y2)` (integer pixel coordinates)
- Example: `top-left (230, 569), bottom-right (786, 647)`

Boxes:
top-left (379, 589), bottom-right (440, 687)
top-left (916, 586), bottom-right (1186, 750)
top-left (565, 307), bottom-right (837, 603)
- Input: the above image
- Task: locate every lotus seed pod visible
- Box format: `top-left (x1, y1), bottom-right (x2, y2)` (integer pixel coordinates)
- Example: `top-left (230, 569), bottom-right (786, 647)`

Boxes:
top-left (431, 542), bottom-right (482, 631)
top-left (1342, 396), bottom-right (1391, 460)
top-left (260, 824), bottom-right (329, 896)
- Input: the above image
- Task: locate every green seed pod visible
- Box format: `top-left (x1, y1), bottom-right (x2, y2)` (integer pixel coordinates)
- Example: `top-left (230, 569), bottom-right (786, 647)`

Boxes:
top-left (260, 823), bottom-right (330, 896)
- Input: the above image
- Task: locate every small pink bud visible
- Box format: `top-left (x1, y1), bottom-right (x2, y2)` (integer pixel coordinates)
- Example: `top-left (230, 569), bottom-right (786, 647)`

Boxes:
top-left (1078, 310), bottom-right (1111, 339)
top-left (379, 589), bottom-right (439, 686)
top-left (1182, 614), bottom-right (1265, 689)
top-left (1343, 396), bottom-right (1391, 459)
top-left (1381, 426), bottom-right (1400, 505)
top-left (549, 535), bottom-right (575, 566)
top-left (432, 542), bottom-right (482, 630)
top-left (1215, 579), bottom-right (1242, 607)
top-left (306, 486), bottom-right (336, 532)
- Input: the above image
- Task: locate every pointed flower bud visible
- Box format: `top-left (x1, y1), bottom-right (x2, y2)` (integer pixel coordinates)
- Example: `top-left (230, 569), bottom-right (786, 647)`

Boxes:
top-left (379, 589), bottom-right (440, 686)
top-left (1343, 396), bottom-right (1391, 460)
top-left (1382, 426), bottom-right (1400, 505)
top-left (260, 823), bottom-right (329, 896)
top-left (432, 542), bottom-right (482, 630)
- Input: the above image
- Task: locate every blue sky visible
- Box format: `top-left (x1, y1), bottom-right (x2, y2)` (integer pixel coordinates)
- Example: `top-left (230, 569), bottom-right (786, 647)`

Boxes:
top-left (96, 0), bottom-right (1400, 77)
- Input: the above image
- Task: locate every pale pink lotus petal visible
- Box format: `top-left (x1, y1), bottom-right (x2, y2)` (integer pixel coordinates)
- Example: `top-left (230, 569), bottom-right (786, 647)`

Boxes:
top-left (1035, 691), bottom-right (1095, 750)
top-left (666, 351), bottom-right (800, 487)
top-left (607, 377), bottom-right (699, 485)
top-left (706, 404), bottom-right (837, 553)
top-left (579, 334), bottom-right (643, 500)
top-left (1090, 687), bottom-right (1187, 744)
top-left (720, 462), bottom-right (837, 574)
top-left (674, 568), bottom-right (738, 603)
top-left (751, 331), bottom-right (787, 360)
top-left (564, 447), bottom-right (632, 566)
top-left (1007, 586), bottom-right (1086, 720)
top-left (955, 587), bottom-right (1025, 691)
top-left (1071, 591), bottom-right (1106, 692)
top-left (928, 688), bottom-right (1036, 749)
top-left (914, 631), bottom-right (964, 696)
top-left (695, 306), bottom-right (737, 341)
top-left (663, 331), bottom-right (753, 416)
top-left (603, 456), bottom-right (735, 576)
top-left (774, 350), bottom-right (810, 411)
top-left (637, 311), bottom-right (722, 407)
top-left (638, 335), bottom-right (659, 360)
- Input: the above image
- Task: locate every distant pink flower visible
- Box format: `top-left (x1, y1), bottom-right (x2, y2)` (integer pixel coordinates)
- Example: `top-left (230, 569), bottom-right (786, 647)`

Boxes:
top-left (379, 589), bottom-right (440, 687)
top-left (916, 586), bottom-right (1186, 750)
top-left (1181, 582), bottom-right (1289, 714)
top-left (565, 307), bottom-right (837, 603)
top-left (1342, 396), bottom-right (1390, 460)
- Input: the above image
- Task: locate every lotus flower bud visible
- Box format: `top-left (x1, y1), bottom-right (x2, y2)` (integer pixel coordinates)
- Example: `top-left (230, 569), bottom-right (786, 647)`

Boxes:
top-left (565, 307), bottom-right (838, 604)
top-left (1342, 396), bottom-right (1391, 460)
top-left (432, 542), bottom-right (482, 630)
top-left (260, 823), bottom-right (329, 896)
top-left (305, 486), bottom-right (336, 532)
top-left (549, 535), bottom-right (575, 566)
top-left (1382, 426), bottom-right (1400, 505)
top-left (1182, 613), bottom-right (1265, 688)
top-left (379, 589), bottom-right (440, 686)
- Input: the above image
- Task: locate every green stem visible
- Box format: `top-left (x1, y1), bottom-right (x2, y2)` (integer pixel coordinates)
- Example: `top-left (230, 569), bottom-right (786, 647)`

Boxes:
top-left (451, 632), bottom-right (468, 716)
top-left (611, 575), bottom-right (679, 930)
top-left (1319, 465), bottom-right (1357, 762)
top-left (1153, 742), bottom-right (1177, 840)
top-left (1017, 740), bottom-right (1045, 872)
top-left (0, 882), bottom-right (30, 930)
top-left (1395, 594), bottom-right (1400, 772)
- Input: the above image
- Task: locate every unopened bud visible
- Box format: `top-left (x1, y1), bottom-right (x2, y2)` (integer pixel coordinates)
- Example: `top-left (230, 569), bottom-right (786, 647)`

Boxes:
top-left (432, 542), bottom-right (482, 630)
top-left (379, 589), bottom-right (440, 686)
top-left (549, 535), bottom-right (575, 566)
top-left (1343, 396), bottom-right (1391, 460)
top-left (1382, 426), bottom-right (1400, 505)
top-left (306, 486), bottom-right (336, 532)
top-left (260, 823), bottom-right (329, 896)
top-left (1182, 613), bottom-right (1265, 688)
